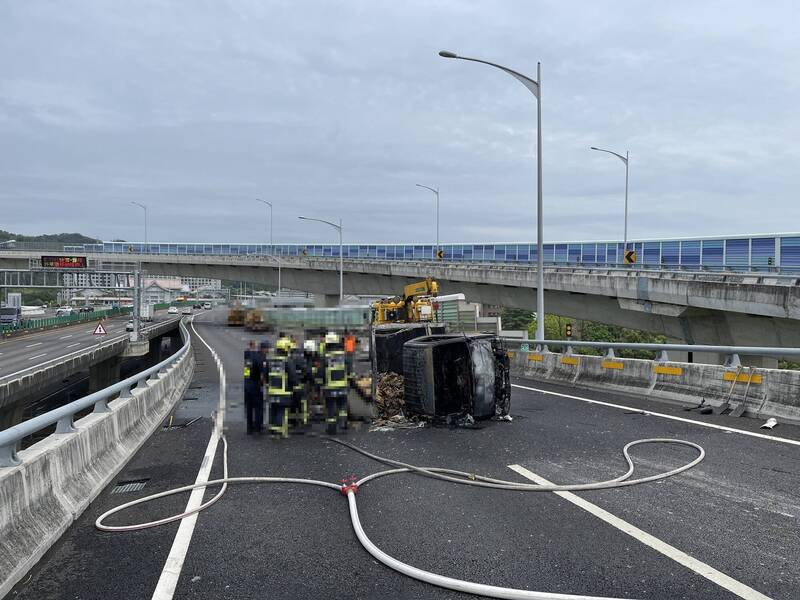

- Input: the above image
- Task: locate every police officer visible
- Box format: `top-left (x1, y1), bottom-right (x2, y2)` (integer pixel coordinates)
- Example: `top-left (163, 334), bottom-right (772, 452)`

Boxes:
top-left (243, 340), bottom-right (264, 434)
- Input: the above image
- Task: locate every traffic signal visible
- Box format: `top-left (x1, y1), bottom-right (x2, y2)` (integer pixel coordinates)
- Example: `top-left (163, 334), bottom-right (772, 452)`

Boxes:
top-left (768, 256), bottom-right (774, 266)
top-left (565, 323), bottom-right (573, 337)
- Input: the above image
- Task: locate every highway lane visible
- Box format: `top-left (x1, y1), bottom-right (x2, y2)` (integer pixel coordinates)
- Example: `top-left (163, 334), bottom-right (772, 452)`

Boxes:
top-left (0, 310), bottom-right (177, 380)
top-left (11, 309), bottom-right (799, 600)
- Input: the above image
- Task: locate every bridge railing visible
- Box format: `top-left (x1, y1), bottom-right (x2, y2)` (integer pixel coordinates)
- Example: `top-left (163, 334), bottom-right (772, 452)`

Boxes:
top-left (0, 307), bottom-right (133, 336)
top-left (0, 318), bottom-right (191, 467)
top-left (502, 338), bottom-right (800, 366)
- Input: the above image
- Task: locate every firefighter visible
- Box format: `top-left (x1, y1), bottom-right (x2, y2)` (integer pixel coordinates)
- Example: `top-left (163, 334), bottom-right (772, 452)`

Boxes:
top-left (266, 337), bottom-right (297, 438)
top-left (321, 332), bottom-right (348, 435)
top-left (289, 342), bottom-right (308, 429)
top-left (243, 340), bottom-right (263, 434)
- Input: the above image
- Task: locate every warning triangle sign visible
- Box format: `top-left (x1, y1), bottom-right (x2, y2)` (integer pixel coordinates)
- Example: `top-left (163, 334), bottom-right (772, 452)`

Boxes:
top-left (93, 322), bottom-right (107, 336)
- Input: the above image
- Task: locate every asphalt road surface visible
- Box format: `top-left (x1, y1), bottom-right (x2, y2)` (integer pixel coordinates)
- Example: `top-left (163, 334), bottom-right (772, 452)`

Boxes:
top-left (0, 310), bottom-right (176, 380)
top-left (10, 308), bottom-right (799, 600)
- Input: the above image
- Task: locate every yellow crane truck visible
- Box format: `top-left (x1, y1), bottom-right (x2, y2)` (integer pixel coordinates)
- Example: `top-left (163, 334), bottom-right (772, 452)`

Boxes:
top-left (372, 278), bottom-right (439, 325)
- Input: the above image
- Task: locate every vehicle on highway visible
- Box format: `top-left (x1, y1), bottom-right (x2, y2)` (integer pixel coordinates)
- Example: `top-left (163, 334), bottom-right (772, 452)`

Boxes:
top-left (125, 320), bottom-right (134, 332)
top-left (167, 306), bottom-right (179, 315)
top-left (79, 305), bottom-right (94, 313)
top-left (55, 307), bottom-right (74, 317)
top-left (140, 303), bottom-right (154, 322)
top-left (203, 302), bottom-right (212, 310)
top-left (181, 306), bottom-right (192, 315)
top-left (0, 306), bottom-right (22, 326)
top-left (193, 303), bottom-right (202, 309)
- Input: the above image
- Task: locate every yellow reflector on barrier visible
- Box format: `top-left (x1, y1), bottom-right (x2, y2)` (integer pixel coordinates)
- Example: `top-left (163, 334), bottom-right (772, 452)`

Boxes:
top-left (723, 372), bottom-right (762, 384)
top-left (654, 365), bottom-right (682, 376)
top-left (528, 354), bottom-right (544, 362)
top-left (602, 360), bottom-right (624, 370)
top-left (560, 356), bottom-right (579, 366)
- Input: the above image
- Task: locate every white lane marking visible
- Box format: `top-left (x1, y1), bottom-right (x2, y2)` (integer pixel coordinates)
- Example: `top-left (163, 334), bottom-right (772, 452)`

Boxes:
top-left (151, 317), bottom-right (225, 600)
top-left (25, 342), bottom-right (43, 347)
top-left (66, 342), bottom-right (81, 348)
top-left (507, 464), bottom-right (773, 600)
top-left (59, 334), bottom-right (73, 339)
top-left (28, 353), bottom-right (47, 360)
top-left (512, 383), bottom-right (800, 447)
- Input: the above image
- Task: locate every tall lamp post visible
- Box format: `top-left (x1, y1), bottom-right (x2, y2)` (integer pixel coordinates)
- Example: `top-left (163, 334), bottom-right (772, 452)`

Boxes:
top-left (131, 201), bottom-right (148, 251)
top-left (590, 146), bottom-right (630, 263)
top-left (298, 216), bottom-right (343, 303)
top-left (255, 198), bottom-right (273, 254)
top-left (256, 199), bottom-right (280, 293)
top-left (439, 50), bottom-right (545, 342)
top-left (415, 184), bottom-right (440, 258)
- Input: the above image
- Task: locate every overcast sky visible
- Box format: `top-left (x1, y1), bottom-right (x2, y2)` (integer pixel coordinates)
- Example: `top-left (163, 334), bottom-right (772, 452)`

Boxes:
top-left (1, 1), bottom-right (799, 245)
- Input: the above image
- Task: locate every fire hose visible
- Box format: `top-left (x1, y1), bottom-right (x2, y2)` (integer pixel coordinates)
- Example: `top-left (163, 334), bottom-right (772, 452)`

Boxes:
top-left (96, 435), bottom-right (704, 600)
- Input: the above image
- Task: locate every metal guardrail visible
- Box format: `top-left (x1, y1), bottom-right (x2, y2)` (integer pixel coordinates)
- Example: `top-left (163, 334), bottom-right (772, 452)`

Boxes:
top-left (0, 307), bottom-right (133, 335)
top-left (502, 338), bottom-right (800, 365)
top-left (0, 318), bottom-right (191, 467)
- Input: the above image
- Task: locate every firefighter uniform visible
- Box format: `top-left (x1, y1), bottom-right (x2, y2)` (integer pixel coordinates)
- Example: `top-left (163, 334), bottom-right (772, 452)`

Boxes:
top-left (321, 333), bottom-right (348, 435)
top-left (267, 338), bottom-right (298, 438)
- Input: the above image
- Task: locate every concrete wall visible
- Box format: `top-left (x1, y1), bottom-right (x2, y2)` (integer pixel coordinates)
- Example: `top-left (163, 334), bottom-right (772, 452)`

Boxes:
top-left (510, 350), bottom-right (800, 425)
top-left (0, 341), bottom-right (195, 597)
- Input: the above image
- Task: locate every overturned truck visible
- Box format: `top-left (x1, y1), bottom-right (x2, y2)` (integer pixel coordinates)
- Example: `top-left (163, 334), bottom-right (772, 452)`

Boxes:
top-left (402, 333), bottom-right (511, 421)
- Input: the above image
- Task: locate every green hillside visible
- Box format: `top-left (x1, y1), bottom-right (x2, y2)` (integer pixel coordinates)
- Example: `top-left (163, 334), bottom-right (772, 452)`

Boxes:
top-left (0, 230), bottom-right (100, 244)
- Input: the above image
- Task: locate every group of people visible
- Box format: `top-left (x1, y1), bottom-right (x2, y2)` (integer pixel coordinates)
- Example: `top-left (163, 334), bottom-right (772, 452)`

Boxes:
top-left (242, 329), bottom-right (359, 437)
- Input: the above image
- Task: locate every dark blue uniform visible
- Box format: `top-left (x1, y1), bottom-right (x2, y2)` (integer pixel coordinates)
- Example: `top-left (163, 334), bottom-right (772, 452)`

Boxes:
top-left (244, 349), bottom-right (264, 433)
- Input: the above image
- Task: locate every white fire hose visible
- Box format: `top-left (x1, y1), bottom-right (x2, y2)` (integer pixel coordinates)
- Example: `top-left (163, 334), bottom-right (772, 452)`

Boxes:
top-left (96, 434), bottom-right (704, 599)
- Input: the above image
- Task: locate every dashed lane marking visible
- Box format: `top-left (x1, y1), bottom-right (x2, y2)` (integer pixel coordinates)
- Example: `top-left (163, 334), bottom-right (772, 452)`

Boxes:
top-left (508, 464), bottom-right (773, 600)
top-left (27, 353), bottom-right (47, 360)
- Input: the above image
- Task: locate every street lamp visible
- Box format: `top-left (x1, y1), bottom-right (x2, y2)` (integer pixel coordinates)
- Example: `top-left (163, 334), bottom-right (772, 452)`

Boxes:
top-left (298, 216), bottom-right (343, 303)
top-left (439, 50), bottom-right (545, 342)
top-left (590, 146), bottom-right (630, 263)
top-left (416, 184), bottom-right (440, 259)
top-left (255, 199), bottom-right (273, 255)
top-left (256, 199), bottom-right (281, 294)
top-left (131, 201), bottom-right (148, 251)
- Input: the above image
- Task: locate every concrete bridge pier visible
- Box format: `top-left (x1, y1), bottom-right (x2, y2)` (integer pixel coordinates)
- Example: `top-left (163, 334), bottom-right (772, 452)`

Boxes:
top-left (314, 294), bottom-right (340, 308)
top-left (88, 355), bottom-right (121, 394)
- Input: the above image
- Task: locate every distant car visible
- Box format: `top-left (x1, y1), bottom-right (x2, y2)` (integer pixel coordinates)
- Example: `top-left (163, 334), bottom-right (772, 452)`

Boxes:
top-left (55, 307), bottom-right (74, 317)
top-left (202, 302), bottom-right (212, 310)
top-left (79, 305), bottom-right (94, 313)
top-left (193, 303), bottom-right (202, 309)
top-left (181, 306), bottom-right (192, 315)
top-left (168, 306), bottom-right (179, 315)
top-left (125, 320), bottom-right (134, 332)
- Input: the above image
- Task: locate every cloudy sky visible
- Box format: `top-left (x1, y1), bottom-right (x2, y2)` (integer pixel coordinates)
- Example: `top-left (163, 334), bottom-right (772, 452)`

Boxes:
top-left (1, 1), bottom-right (799, 246)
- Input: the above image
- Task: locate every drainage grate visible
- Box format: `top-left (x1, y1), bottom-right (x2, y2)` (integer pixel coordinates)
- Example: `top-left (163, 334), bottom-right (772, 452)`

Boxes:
top-left (111, 479), bottom-right (149, 494)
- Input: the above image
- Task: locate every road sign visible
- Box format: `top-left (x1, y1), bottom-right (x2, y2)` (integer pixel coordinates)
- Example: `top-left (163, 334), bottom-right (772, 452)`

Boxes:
top-left (436, 249), bottom-right (444, 260)
top-left (93, 322), bottom-right (107, 336)
top-left (624, 249), bottom-right (637, 264)
top-left (520, 342), bottom-right (529, 352)
top-left (41, 255), bottom-right (87, 269)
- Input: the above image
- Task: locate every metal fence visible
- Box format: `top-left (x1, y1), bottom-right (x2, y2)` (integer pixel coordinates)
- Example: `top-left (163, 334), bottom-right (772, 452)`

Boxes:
top-left (503, 338), bottom-right (800, 366)
top-left (0, 318), bottom-right (191, 467)
top-left (0, 306), bottom-right (133, 335)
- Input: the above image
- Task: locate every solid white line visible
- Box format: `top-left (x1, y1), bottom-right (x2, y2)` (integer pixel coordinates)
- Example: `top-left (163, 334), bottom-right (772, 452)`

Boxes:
top-left (25, 342), bottom-right (43, 347)
top-left (512, 383), bottom-right (800, 447)
top-left (27, 353), bottom-right (47, 360)
top-left (151, 317), bottom-right (225, 600)
top-left (507, 464), bottom-right (773, 600)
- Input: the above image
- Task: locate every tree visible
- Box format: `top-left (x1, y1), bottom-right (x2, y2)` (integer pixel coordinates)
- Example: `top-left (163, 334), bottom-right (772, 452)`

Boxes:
top-left (500, 308), bottom-right (535, 330)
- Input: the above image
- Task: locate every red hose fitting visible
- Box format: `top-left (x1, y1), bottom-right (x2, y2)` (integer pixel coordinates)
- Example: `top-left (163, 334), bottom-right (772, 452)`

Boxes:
top-left (340, 475), bottom-right (358, 495)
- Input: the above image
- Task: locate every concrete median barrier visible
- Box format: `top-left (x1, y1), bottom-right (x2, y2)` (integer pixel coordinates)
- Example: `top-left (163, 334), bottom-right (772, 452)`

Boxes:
top-left (512, 350), bottom-right (800, 425)
top-left (0, 345), bottom-right (194, 598)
